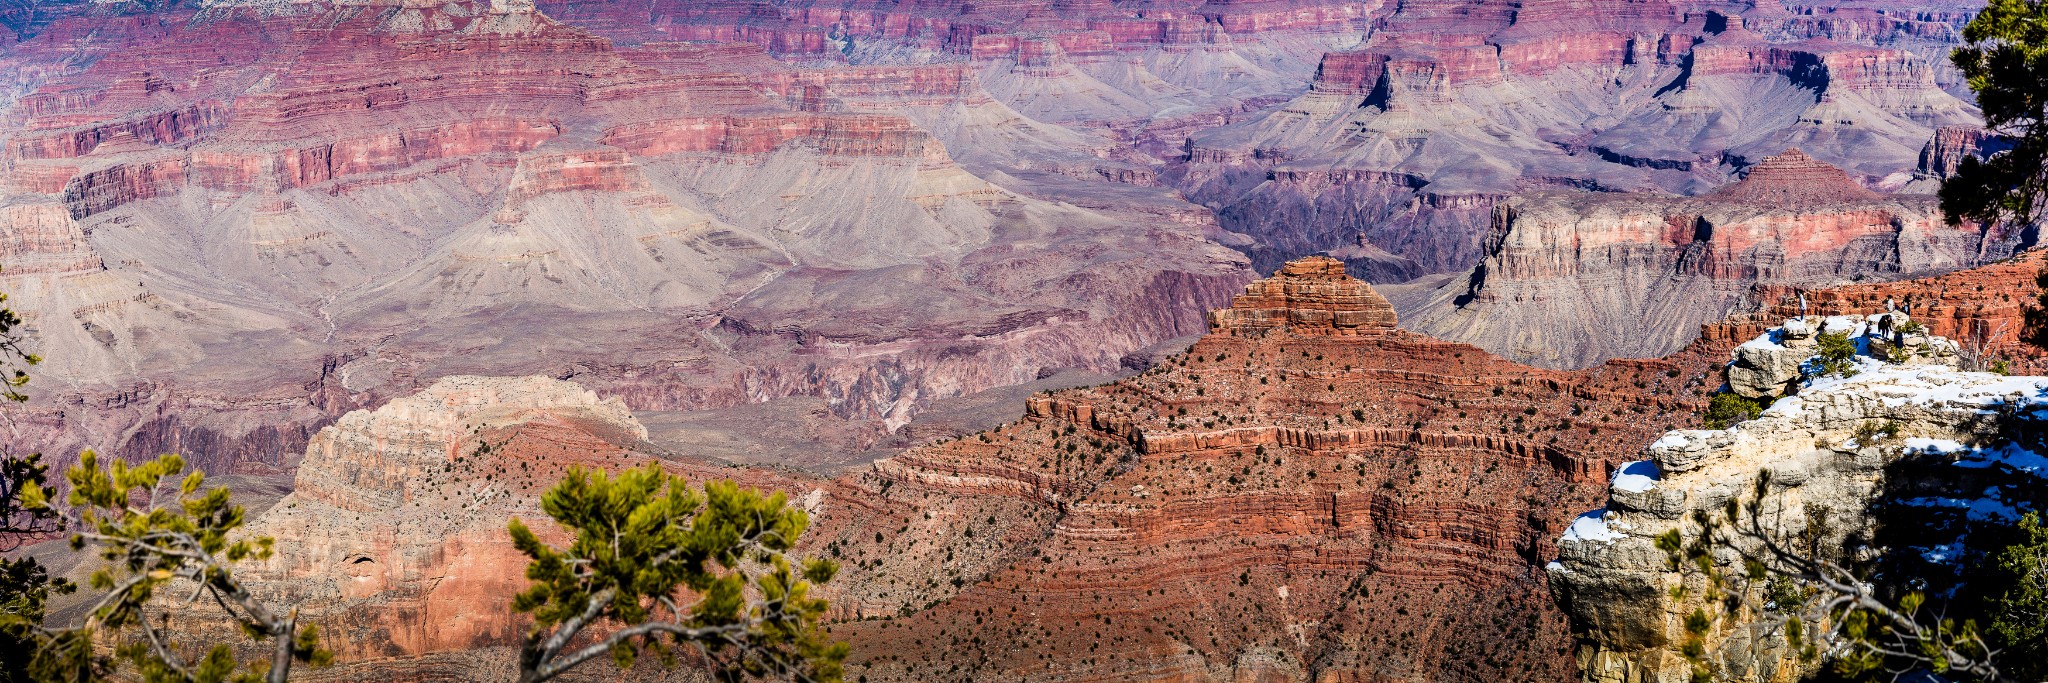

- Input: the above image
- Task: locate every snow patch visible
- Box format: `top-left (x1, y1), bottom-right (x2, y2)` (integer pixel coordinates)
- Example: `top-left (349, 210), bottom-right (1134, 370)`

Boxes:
top-left (1612, 460), bottom-right (1660, 494)
top-left (1561, 509), bottom-right (1621, 543)
top-left (1904, 437), bottom-right (1966, 455)
top-left (1920, 542), bottom-right (1962, 564)
top-left (1650, 432), bottom-right (1691, 450)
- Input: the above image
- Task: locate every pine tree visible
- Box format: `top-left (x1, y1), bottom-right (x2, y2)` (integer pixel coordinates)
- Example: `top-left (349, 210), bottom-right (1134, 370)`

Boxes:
top-left (510, 463), bottom-right (846, 682)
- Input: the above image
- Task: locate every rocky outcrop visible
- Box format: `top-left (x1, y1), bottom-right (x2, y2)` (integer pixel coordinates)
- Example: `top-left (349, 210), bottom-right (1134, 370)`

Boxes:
top-left (233, 376), bottom-right (650, 658)
top-left (822, 257), bottom-right (1727, 682)
top-left (1206, 255), bottom-right (1398, 336)
top-left (1397, 151), bottom-right (2016, 369)
top-left (1552, 318), bottom-right (2048, 683)
top-left (1917, 125), bottom-right (2005, 179)
top-left (1725, 313), bottom-right (1957, 398)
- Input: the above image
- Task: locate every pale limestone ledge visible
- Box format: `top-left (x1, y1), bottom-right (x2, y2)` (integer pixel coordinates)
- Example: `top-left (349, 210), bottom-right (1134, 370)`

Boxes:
top-left (1552, 318), bottom-right (2045, 683)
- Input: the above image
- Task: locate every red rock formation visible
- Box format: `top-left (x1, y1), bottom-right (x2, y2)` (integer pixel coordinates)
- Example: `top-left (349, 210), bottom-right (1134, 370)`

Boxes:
top-left (1709, 148), bottom-right (1881, 206)
top-left (1207, 255), bottom-right (1399, 335)
top-left (822, 257), bottom-right (1722, 681)
top-left (1918, 124), bottom-right (2003, 178)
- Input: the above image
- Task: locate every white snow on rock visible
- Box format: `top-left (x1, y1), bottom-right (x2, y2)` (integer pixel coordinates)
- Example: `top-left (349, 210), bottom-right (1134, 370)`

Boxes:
top-left (1612, 460), bottom-right (1659, 493)
top-left (1904, 437), bottom-right (1966, 454)
top-left (1561, 509), bottom-right (1621, 543)
top-left (1649, 432), bottom-right (1691, 450)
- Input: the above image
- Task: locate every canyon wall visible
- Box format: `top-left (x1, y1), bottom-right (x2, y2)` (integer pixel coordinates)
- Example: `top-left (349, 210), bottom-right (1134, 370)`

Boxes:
top-left (1398, 150), bottom-right (2018, 369)
top-left (136, 252), bottom-right (2048, 681)
top-left (0, 0), bottom-right (2005, 474)
top-left (1174, 0), bottom-right (1984, 280)
top-left (0, 0), bottom-right (1277, 471)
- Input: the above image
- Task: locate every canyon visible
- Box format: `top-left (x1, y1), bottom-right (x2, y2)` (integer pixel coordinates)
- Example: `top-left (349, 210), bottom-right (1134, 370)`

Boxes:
top-left (1177, 0), bottom-right (1988, 281)
top-left (91, 254), bottom-right (2034, 682)
top-left (4, 1), bottom-right (2045, 681)
top-left (0, 0), bottom-right (2010, 473)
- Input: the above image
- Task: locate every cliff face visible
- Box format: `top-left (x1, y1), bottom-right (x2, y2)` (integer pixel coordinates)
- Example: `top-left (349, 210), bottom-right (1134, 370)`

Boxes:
top-left (1551, 317), bottom-right (2048, 683)
top-left (1175, 0), bottom-right (1984, 280)
top-left (1397, 151), bottom-right (2017, 369)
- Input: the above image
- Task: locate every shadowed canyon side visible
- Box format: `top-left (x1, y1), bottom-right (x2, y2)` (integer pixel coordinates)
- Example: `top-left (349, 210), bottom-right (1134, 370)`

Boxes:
top-left (1396, 150), bottom-right (2023, 369)
top-left (125, 254), bottom-right (2048, 682)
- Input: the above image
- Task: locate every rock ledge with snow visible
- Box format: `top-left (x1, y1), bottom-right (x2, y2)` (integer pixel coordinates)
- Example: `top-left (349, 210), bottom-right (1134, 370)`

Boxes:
top-left (1552, 317), bottom-right (2045, 683)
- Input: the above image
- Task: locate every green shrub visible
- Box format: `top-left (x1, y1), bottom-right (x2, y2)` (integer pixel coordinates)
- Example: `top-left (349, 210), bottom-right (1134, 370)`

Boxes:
top-left (1851, 420), bottom-right (1902, 445)
top-left (1816, 331), bottom-right (1860, 377)
top-left (1704, 393), bottom-right (1767, 429)
top-left (1988, 512), bottom-right (2048, 681)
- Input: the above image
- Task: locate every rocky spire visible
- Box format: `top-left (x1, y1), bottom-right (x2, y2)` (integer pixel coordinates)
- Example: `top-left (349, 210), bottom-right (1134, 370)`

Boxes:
top-left (1711, 148), bottom-right (1880, 206)
top-left (1207, 255), bottom-right (1398, 336)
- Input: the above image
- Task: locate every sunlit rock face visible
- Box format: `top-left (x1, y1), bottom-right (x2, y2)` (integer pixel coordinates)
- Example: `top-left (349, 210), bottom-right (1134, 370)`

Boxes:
top-left (1552, 317), bottom-right (2048, 683)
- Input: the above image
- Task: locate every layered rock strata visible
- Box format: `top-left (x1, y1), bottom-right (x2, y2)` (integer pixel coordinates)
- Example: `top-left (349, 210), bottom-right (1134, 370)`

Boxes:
top-left (1206, 255), bottom-right (1398, 335)
top-left (1176, 0), bottom-right (1985, 280)
top-left (171, 258), bottom-right (1716, 681)
top-left (1397, 150), bottom-right (2014, 369)
top-left (147, 254), bottom-right (2048, 682)
top-left (824, 257), bottom-right (1727, 681)
top-left (0, 0), bottom-right (1259, 471)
